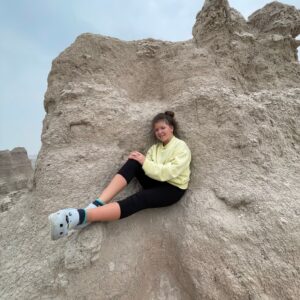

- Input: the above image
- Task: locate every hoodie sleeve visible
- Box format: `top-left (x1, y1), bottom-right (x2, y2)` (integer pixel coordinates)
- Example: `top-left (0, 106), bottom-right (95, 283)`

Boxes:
top-left (142, 144), bottom-right (191, 182)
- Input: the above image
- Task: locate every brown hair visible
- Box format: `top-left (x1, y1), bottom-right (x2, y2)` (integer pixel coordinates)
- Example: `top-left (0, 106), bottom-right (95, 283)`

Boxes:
top-left (151, 111), bottom-right (178, 140)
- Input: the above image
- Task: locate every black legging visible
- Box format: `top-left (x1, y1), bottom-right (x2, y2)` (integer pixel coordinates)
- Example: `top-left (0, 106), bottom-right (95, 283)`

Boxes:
top-left (116, 159), bottom-right (186, 219)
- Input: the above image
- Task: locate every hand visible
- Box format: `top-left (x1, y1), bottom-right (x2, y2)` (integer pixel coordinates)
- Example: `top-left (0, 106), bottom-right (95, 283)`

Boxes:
top-left (128, 151), bottom-right (145, 165)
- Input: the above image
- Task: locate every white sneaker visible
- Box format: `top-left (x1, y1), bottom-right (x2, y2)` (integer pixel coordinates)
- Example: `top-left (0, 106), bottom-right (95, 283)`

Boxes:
top-left (48, 208), bottom-right (79, 240)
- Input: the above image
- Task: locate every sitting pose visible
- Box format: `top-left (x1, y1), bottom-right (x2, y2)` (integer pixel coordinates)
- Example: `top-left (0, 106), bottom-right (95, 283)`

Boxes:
top-left (48, 111), bottom-right (191, 240)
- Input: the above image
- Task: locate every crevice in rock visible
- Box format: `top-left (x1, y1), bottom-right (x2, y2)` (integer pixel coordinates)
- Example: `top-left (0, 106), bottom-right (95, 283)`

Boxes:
top-left (69, 120), bottom-right (94, 138)
top-left (213, 188), bottom-right (255, 209)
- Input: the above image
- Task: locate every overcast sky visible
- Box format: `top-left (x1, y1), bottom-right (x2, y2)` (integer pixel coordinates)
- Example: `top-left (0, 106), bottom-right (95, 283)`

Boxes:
top-left (0, 0), bottom-right (299, 156)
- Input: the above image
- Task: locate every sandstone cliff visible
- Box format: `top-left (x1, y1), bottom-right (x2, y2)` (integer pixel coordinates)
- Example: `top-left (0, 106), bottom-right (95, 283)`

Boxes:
top-left (1, 1), bottom-right (299, 299)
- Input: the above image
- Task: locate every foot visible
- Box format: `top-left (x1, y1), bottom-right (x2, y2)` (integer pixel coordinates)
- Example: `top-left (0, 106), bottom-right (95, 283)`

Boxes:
top-left (74, 199), bottom-right (105, 230)
top-left (74, 219), bottom-right (89, 230)
top-left (48, 208), bottom-right (79, 240)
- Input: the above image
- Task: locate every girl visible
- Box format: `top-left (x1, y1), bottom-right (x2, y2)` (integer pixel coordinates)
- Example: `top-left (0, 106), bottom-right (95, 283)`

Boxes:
top-left (49, 111), bottom-right (191, 240)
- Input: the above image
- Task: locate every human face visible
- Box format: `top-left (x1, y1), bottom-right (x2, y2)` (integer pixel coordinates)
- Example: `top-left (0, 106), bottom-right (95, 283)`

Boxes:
top-left (154, 120), bottom-right (174, 145)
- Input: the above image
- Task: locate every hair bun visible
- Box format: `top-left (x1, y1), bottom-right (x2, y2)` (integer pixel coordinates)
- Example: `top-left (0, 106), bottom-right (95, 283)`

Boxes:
top-left (164, 111), bottom-right (175, 118)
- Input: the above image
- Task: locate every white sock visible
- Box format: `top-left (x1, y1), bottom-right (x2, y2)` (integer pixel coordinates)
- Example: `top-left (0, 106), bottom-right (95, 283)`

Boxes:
top-left (86, 198), bottom-right (105, 209)
top-left (73, 199), bottom-right (105, 230)
top-left (86, 203), bottom-right (97, 209)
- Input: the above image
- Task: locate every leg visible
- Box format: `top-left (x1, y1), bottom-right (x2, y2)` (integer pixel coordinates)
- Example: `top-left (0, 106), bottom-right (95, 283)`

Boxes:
top-left (49, 203), bottom-right (122, 240)
top-left (117, 183), bottom-right (186, 219)
top-left (118, 159), bottom-right (163, 189)
top-left (48, 160), bottom-right (174, 240)
top-left (87, 202), bottom-right (121, 222)
top-left (81, 160), bottom-right (145, 224)
top-left (96, 159), bottom-right (151, 204)
top-left (85, 184), bottom-right (186, 223)
top-left (97, 174), bottom-right (127, 203)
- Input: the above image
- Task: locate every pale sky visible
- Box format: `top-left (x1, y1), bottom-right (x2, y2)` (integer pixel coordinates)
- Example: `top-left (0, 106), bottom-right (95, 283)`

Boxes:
top-left (0, 0), bottom-right (299, 156)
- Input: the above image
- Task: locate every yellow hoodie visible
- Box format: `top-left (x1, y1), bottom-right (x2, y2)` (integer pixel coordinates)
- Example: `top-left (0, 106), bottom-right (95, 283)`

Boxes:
top-left (142, 135), bottom-right (191, 189)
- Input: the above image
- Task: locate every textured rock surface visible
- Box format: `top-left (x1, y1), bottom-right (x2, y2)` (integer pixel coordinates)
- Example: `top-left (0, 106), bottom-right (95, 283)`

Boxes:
top-left (0, 147), bottom-right (33, 195)
top-left (192, 0), bottom-right (300, 90)
top-left (1, 1), bottom-right (300, 299)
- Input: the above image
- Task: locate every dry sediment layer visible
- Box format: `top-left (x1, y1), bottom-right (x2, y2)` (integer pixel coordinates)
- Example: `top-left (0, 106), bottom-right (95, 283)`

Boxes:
top-left (1, 1), bottom-right (300, 299)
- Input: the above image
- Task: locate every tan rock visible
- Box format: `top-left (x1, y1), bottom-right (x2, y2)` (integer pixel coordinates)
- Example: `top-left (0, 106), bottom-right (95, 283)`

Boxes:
top-left (0, 1), bottom-right (300, 299)
top-left (0, 147), bottom-right (33, 195)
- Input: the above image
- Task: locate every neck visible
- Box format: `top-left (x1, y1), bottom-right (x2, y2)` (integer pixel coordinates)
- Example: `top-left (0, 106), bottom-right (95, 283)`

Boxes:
top-left (163, 135), bottom-right (174, 146)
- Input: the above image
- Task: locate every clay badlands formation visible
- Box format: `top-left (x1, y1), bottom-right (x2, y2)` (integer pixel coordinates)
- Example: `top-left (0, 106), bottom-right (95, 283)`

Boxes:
top-left (0, 147), bottom-right (33, 195)
top-left (1, 1), bottom-right (299, 299)
top-left (0, 148), bottom-right (33, 214)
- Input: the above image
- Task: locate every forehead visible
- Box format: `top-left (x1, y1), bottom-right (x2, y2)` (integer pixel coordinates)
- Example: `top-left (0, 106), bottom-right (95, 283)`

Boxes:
top-left (154, 120), bottom-right (169, 127)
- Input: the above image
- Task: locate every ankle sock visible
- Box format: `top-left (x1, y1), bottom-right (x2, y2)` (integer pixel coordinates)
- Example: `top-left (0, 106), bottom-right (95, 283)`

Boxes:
top-left (86, 198), bottom-right (105, 209)
top-left (78, 198), bottom-right (105, 225)
top-left (77, 208), bottom-right (87, 225)
top-left (93, 198), bottom-right (105, 207)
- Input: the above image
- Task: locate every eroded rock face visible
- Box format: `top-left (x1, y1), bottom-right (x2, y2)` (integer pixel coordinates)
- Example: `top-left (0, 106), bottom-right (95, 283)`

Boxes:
top-left (0, 147), bottom-right (33, 195)
top-left (1, 1), bottom-right (300, 300)
top-left (193, 0), bottom-right (300, 90)
top-left (248, 1), bottom-right (300, 37)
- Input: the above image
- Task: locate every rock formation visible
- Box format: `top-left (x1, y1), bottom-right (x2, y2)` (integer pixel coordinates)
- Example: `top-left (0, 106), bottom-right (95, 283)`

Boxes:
top-left (0, 147), bottom-right (33, 216)
top-left (0, 147), bottom-right (33, 194)
top-left (192, 0), bottom-right (300, 90)
top-left (1, 1), bottom-right (299, 299)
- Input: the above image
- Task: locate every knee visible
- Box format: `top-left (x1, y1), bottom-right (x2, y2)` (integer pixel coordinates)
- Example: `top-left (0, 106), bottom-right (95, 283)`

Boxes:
top-left (117, 159), bottom-right (141, 183)
top-left (127, 159), bottom-right (141, 168)
top-left (117, 193), bottom-right (145, 219)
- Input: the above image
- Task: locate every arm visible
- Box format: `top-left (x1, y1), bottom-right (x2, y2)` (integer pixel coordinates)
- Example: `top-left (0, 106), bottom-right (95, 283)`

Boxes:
top-left (142, 146), bottom-right (191, 182)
